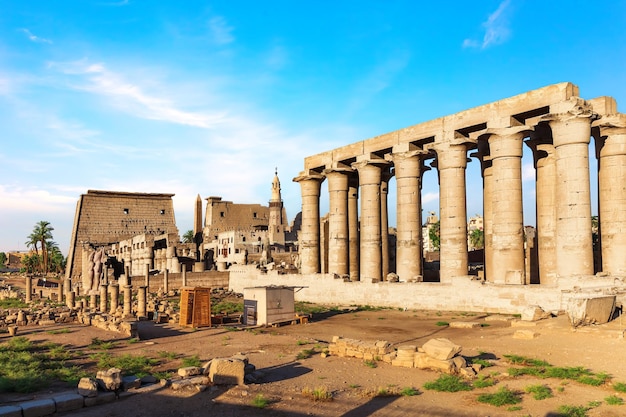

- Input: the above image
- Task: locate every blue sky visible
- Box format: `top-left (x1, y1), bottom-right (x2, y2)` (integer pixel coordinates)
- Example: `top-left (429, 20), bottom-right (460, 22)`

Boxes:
top-left (1, 1), bottom-right (625, 254)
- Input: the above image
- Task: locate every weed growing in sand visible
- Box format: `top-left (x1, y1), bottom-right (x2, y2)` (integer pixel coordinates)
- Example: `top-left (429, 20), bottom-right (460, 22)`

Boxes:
top-left (524, 384), bottom-right (553, 400)
top-left (47, 328), bottom-right (71, 335)
top-left (251, 394), bottom-right (269, 408)
top-left (423, 374), bottom-right (473, 392)
top-left (302, 386), bottom-right (333, 401)
top-left (296, 349), bottom-right (315, 360)
top-left (473, 375), bottom-right (496, 388)
top-left (557, 404), bottom-right (591, 417)
top-left (127, 338), bottom-right (139, 344)
top-left (400, 387), bottom-right (420, 396)
top-left (505, 355), bottom-right (610, 386)
top-left (614, 382), bottom-right (626, 393)
top-left (182, 354), bottom-right (201, 368)
top-left (88, 337), bottom-right (117, 350)
top-left (477, 386), bottom-right (522, 407)
top-left (158, 351), bottom-right (178, 360)
top-left (364, 359), bottom-right (377, 368)
top-left (605, 395), bottom-right (624, 405)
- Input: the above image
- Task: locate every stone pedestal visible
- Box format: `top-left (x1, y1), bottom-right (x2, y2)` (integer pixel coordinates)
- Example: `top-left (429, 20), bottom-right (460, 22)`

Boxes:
top-left (67, 291), bottom-right (75, 309)
top-left (25, 276), bottom-right (32, 303)
top-left (137, 286), bottom-right (147, 319)
top-left (99, 284), bottom-right (108, 313)
top-left (163, 269), bottom-right (169, 293)
top-left (123, 285), bottom-right (133, 318)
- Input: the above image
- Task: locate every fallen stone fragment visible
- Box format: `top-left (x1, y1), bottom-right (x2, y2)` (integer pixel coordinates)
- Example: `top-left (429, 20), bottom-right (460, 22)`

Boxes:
top-left (77, 377), bottom-right (99, 397)
top-left (449, 321), bottom-right (481, 329)
top-left (96, 368), bottom-right (122, 391)
top-left (422, 338), bottom-right (462, 360)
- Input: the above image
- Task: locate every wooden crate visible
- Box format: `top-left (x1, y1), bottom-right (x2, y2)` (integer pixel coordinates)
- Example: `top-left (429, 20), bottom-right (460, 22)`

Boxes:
top-left (179, 287), bottom-right (212, 327)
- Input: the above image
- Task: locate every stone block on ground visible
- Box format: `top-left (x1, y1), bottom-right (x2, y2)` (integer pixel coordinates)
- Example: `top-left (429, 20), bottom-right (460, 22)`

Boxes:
top-left (178, 366), bottom-right (201, 377)
top-left (208, 358), bottom-right (246, 385)
top-left (83, 391), bottom-right (116, 407)
top-left (53, 393), bottom-right (84, 413)
top-left (96, 368), bottom-right (122, 391)
top-left (121, 376), bottom-right (141, 391)
top-left (521, 305), bottom-right (550, 322)
top-left (511, 320), bottom-right (537, 327)
top-left (567, 295), bottom-right (616, 327)
top-left (20, 399), bottom-right (55, 417)
top-left (422, 338), bottom-right (462, 360)
top-left (77, 377), bottom-right (99, 397)
top-left (0, 405), bottom-right (22, 417)
top-left (484, 315), bottom-right (515, 322)
top-left (449, 321), bottom-right (481, 329)
top-left (413, 352), bottom-right (456, 374)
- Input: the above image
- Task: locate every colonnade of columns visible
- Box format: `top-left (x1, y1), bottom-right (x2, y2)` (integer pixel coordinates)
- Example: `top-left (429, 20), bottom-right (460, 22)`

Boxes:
top-left (295, 96), bottom-right (626, 284)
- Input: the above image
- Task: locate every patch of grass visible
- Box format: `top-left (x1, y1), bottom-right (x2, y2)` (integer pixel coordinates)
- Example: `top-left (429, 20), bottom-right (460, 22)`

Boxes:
top-left (127, 338), bottom-right (139, 344)
top-left (251, 394), bottom-right (269, 409)
top-left (158, 351), bottom-right (178, 360)
top-left (302, 386), bottom-right (333, 402)
top-left (364, 359), bottom-right (377, 368)
top-left (212, 300), bottom-right (243, 315)
top-left (296, 340), bottom-right (308, 346)
top-left (605, 395), bottom-right (624, 405)
top-left (295, 301), bottom-right (327, 315)
top-left (46, 328), bottom-right (71, 335)
top-left (296, 349), bottom-right (315, 360)
top-left (480, 323), bottom-right (490, 327)
top-left (435, 321), bottom-right (449, 326)
top-left (0, 336), bottom-right (87, 393)
top-left (152, 371), bottom-right (173, 380)
top-left (557, 405), bottom-right (590, 417)
top-left (399, 387), bottom-right (420, 396)
top-left (473, 375), bottom-right (496, 388)
top-left (507, 406), bottom-right (523, 411)
top-left (614, 382), bottom-right (626, 393)
top-left (587, 400), bottom-right (601, 407)
top-left (107, 354), bottom-right (158, 377)
top-left (0, 298), bottom-right (28, 308)
top-left (423, 374), bottom-right (473, 392)
top-left (503, 354), bottom-right (550, 367)
top-left (181, 355), bottom-right (201, 368)
top-left (349, 384), bottom-right (360, 389)
top-left (524, 384), bottom-right (553, 400)
top-left (471, 358), bottom-right (494, 368)
top-left (477, 386), bottom-right (522, 407)
top-left (88, 337), bottom-right (116, 350)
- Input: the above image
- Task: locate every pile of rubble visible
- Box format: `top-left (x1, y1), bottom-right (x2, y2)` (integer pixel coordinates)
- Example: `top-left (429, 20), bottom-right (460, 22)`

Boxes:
top-left (328, 336), bottom-right (480, 378)
top-left (1, 304), bottom-right (75, 329)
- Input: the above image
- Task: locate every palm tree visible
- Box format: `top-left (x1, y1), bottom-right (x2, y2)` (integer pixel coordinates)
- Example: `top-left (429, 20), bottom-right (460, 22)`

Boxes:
top-left (469, 229), bottom-right (484, 250)
top-left (27, 221), bottom-right (54, 273)
top-left (428, 221), bottom-right (440, 251)
top-left (47, 241), bottom-right (66, 274)
top-left (182, 229), bottom-right (194, 244)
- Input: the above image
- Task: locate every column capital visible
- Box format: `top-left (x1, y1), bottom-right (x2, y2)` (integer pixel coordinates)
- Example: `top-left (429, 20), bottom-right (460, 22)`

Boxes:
top-left (592, 113), bottom-right (626, 135)
top-left (293, 171), bottom-right (325, 184)
top-left (385, 149), bottom-right (428, 163)
top-left (474, 126), bottom-right (533, 159)
top-left (432, 142), bottom-right (471, 170)
top-left (541, 97), bottom-right (598, 124)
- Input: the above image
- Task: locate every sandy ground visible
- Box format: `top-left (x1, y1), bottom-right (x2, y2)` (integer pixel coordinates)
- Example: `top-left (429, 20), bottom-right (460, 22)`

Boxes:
top-left (2, 305), bottom-right (626, 417)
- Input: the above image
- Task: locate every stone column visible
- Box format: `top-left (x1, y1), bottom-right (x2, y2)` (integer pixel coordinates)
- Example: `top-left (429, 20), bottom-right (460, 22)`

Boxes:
top-left (526, 130), bottom-right (558, 285)
top-left (144, 263), bottom-right (150, 288)
top-left (434, 142), bottom-right (471, 281)
top-left (348, 174), bottom-right (360, 281)
top-left (123, 285), bottom-right (133, 318)
top-left (543, 99), bottom-right (596, 277)
top-left (478, 127), bottom-right (531, 284)
top-left (109, 283), bottom-right (119, 315)
top-left (99, 284), bottom-right (108, 313)
top-left (380, 168), bottom-right (393, 279)
top-left (89, 292), bottom-right (97, 311)
top-left (353, 157), bottom-right (389, 282)
top-left (593, 114), bottom-right (626, 276)
top-left (163, 269), bottom-right (169, 293)
top-left (67, 291), bottom-right (75, 310)
top-left (25, 276), bottom-right (32, 303)
top-left (387, 149), bottom-right (426, 281)
top-left (57, 281), bottom-right (63, 303)
top-left (324, 168), bottom-right (351, 276)
top-left (472, 141), bottom-right (494, 282)
top-left (137, 286), bottom-right (147, 318)
top-left (293, 172), bottom-right (325, 274)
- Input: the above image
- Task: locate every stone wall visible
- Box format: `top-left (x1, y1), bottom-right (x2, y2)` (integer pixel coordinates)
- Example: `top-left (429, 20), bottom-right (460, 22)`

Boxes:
top-left (228, 265), bottom-right (626, 314)
top-left (129, 270), bottom-right (229, 292)
top-left (66, 190), bottom-right (179, 282)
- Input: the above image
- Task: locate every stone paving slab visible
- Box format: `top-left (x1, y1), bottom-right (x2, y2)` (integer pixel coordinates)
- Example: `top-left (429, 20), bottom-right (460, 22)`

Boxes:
top-left (53, 392), bottom-right (84, 413)
top-left (0, 405), bottom-right (22, 417)
top-left (21, 398), bottom-right (55, 417)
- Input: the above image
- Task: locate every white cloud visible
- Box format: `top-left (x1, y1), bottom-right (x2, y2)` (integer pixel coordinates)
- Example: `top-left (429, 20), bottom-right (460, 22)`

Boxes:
top-left (462, 0), bottom-right (512, 49)
top-left (422, 192), bottom-right (439, 204)
top-left (19, 28), bottom-right (52, 44)
top-left (208, 16), bottom-right (235, 45)
top-left (0, 184), bottom-right (75, 212)
top-left (50, 60), bottom-right (230, 128)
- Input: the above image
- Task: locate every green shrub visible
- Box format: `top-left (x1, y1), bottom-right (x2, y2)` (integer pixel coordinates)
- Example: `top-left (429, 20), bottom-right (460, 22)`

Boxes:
top-left (524, 384), bottom-right (553, 400)
top-left (400, 387), bottom-right (420, 396)
top-left (435, 321), bottom-right (449, 326)
top-left (302, 386), bottom-right (333, 401)
top-left (181, 354), bottom-right (201, 368)
top-left (473, 375), bottom-right (496, 388)
top-left (557, 405), bottom-right (590, 417)
top-left (423, 374), bottom-right (473, 392)
top-left (477, 386), bottom-right (521, 407)
top-left (252, 394), bottom-right (269, 408)
top-left (296, 349), bottom-right (315, 360)
top-left (614, 382), bottom-right (626, 393)
top-left (605, 395), bottom-right (624, 405)
top-left (364, 359), bottom-right (377, 368)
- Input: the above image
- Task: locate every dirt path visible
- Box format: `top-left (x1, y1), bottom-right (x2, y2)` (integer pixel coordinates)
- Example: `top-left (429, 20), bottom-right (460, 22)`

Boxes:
top-left (2, 308), bottom-right (626, 416)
